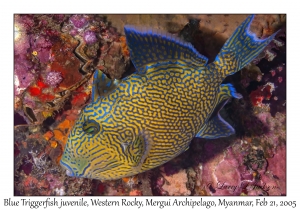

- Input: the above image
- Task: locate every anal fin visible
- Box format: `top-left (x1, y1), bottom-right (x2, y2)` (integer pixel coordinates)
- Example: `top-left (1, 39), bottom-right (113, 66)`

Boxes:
top-left (217, 83), bottom-right (243, 101)
top-left (195, 84), bottom-right (242, 139)
top-left (195, 107), bottom-right (235, 139)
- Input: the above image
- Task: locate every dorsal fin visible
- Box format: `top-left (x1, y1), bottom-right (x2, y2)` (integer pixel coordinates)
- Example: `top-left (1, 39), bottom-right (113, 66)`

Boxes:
top-left (91, 70), bottom-right (120, 102)
top-left (124, 25), bottom-right (208, 74)
top-left (195, 84), bottom-right (242, 139)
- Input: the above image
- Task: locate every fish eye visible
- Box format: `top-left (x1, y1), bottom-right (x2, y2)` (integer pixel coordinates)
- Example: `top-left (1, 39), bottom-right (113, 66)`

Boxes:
top-left (82, 120), bottom-right (100, 135)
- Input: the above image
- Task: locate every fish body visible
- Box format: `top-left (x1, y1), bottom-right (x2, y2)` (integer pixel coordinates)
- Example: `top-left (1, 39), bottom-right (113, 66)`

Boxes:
top-left (60, 15), bottom-right (278, 180)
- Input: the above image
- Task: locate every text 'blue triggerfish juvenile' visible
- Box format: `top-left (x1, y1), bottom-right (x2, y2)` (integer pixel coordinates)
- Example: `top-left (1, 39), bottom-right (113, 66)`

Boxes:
top-left (60, 15), bottom-right (278, 180)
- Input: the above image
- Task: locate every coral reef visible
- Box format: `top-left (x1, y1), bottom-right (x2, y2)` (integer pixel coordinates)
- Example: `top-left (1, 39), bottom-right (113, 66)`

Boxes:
top-left (249, 82), bottom-right (275, 108)
top-left (14, 14), bottom-right (130, 125)
top-left (14, 125), bottom-right (93, 196)
top-left (45, 71), bottom-right (63, 87)
top-left (161, 168), bottom-right (191, 196)
top-left (14, 14), bottom-right (286, 196)
top-left (104, 14), bottom-right (285, 39)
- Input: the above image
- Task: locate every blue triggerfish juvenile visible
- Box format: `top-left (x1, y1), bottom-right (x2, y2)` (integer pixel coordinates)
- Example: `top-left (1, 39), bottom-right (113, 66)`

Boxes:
top-left (60, 15), bottom-right (278, 180)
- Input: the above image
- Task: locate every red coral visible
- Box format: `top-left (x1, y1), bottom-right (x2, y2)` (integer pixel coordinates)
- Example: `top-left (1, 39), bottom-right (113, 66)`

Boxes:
top-left (28, 77), bottom-right (54, 101)
top-left (28, 81), bottom-right (55, 102)
top-left (129, 190), bottom-right (142, 196)
top-left (44, 29), bottom-right (60, 37)
top-left (49, 35), bottom-right (82, 88)
top-left (119, 36), bottom-right (130, 57)
top-left (39, 93), bottom-right (55, 102)
top-left (28, 87), bottom-right (42, 96)
top-left (23, 176), bottom-right (38, 188)
top-left (269, 69), bottom-right (276, 77)
top-left (28, 82), bottom-right (55, 102)
top-left (37, 80), bottom-right (48, 88)
top-left (97, 182), bottom-right (106, 194)
top-left (71, 92), bottom-right (89, 107)
top-left (250, 82), bottom-right (275, 107)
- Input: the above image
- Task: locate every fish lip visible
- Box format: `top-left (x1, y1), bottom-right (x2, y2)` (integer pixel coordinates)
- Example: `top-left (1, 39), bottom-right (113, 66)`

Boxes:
top-left (60, 160), bottom-right (75, 176)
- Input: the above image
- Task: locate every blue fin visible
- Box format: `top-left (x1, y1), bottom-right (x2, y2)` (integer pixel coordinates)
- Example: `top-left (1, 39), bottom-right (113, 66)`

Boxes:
top-left (123, 134), bottom-right (146, 167)
top-left (91, 70), bottom-right (120, 102)
top-left (195, 84), bottom-right (241, 139)
top-left (195, 105), bottom-right (235, 139)
top-left (124, 26), bottom-right (208, 74)
top-left (91, 69), bottom-right (100, 102)
top-left (213, 15), bottom-right (279, 76)
top-left (217, 83), bottom-right (243, 102)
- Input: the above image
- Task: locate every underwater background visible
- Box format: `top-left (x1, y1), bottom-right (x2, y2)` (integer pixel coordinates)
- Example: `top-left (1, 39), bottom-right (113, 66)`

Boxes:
top-left (14, 14), bottom-right (286, 196)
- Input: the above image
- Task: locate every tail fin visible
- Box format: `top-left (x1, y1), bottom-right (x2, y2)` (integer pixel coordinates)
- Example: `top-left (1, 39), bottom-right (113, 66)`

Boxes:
top-left (214, 15), bottom-right (279, 76)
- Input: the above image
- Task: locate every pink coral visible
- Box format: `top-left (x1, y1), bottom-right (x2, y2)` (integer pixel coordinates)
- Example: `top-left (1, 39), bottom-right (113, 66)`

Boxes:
top-left (14, 19), bottom-right (30, 56)
top-left (70, 15), bottom-right (88, 28)
top-left (45, 173), bottom-right (63, 190)
top-left (84, 30), bottom-right (98, 45)
top-left (14, 34), bottom-right (30, 56)
top-left (46, 71), bottom-right (63, 87)
top-left (15, 15), bottom-right (35, 31)
top-left (129, 190), bottom-right (142, 196)
top-left (30, 36), bottom-right (52, 63)
top-left (200, 146), bottom-right (243, 196)
top-left (196, 110), bottom-right (286, 196)
top-left (70, 28), bottom-right (79, 36)
top-left (161, 168), bottom-right (191, 195)
top-left (213, 148), bottom-right (242, 195)
top-left (196, 114), bottom-right (285, 196)
top-left (266, 145), bottom-right (286, 195)
top-left (53, 14), bottom-right (65, 23)
top-left (14, 62), bottom-right (35, 96)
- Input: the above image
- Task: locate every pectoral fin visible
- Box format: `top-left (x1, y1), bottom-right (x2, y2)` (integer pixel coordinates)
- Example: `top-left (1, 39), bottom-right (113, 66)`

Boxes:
top-left (124, 134), bottom-right (147, 167)
top-left (91, 70), bottom-right (121, 102)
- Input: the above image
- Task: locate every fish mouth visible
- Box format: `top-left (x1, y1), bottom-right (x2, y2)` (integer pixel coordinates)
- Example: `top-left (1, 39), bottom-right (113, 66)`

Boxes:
top-left (60, 160), bottom-right (75, 176)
